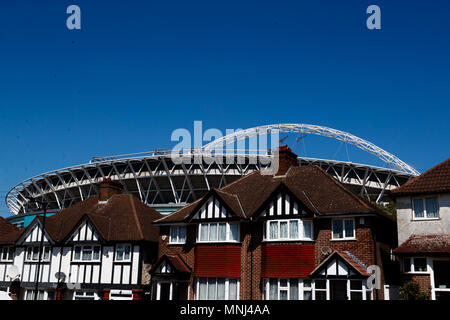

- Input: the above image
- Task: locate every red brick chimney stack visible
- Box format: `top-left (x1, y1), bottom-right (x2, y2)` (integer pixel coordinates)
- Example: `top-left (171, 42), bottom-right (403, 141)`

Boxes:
top-left (98, 178), bottom-right (123, 202)
top-left (276, 144), bottom-right (299, 175)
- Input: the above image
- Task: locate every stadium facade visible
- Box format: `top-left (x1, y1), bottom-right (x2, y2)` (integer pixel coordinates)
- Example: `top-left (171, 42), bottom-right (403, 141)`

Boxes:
top-left (4, 124), bottom-right (418, 227)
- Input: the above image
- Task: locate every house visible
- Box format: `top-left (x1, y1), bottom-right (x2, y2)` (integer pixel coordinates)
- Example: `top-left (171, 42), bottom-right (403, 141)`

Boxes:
top-left (0, 179), bottom-right (162, 300)
top-left (152, 145), bottom-right (398, 300)
top-left (391, 158), bottom-right (450, 300)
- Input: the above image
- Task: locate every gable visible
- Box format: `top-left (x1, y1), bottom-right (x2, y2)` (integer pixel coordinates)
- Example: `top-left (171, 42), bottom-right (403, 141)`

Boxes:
top-left (310, 252), bottom-right (369, 278)
top-left (153, 259), bottom-right (174, 274)
top-left (260, 191), bottom-right (308, 217)
top-left (67, 219), bottom-right (101, 243)
top-left (17, 220), bottom-right (52, 245)
top-left (192, 195), bottom-right (233, 220)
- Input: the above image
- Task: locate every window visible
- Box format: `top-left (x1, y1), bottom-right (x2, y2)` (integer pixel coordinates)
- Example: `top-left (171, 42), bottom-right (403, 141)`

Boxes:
top-left (115, 244), bottom-right (131, 262)
top-left (0, 246), bottom-right (14, 262)
top-left (25, 246), bottom-right (51, 262)
top-left (349, 280), bottom-right (363, 300)
top-left (402, 257), bottom-right (428, 273)
top-left (413, 197), bottom-right (439, 219)
top-left (413, 258), bottom-right (427, 272)
top-left (24, 289), bottom-right (47, 300)
top-left (303, 280), bottom-right (312, 300)
top-left (332, 219), bottom-right (355, 240)
top-left (196, 278), bottom-right (239, 300)
top-left (73, 291), bottom-right (98, 300)
top-left (264, 279), bottom-right (301, 300)
top-left (170, 226), bottom-right (186, 244)
top-left (197, 223), bottom-right (239, 243)
top-left (264, 219), bottom-right (313, 241)
top-left (314, 280), bottom-right (327, 300)
top-left (403, 257), bottom-right (411, 272)
top-left (73, 245), bottom-right (101, 262)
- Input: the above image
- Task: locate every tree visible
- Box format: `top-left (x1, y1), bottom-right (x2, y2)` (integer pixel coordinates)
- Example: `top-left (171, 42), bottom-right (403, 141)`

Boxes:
top-left (400, 280), bottom-right (430, 300)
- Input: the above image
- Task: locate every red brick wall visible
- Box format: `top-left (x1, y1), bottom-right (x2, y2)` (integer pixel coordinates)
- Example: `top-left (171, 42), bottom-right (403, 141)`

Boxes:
top-left (400, 274), bottom-right (432, 299)
top-left (157, 216), bottom-right (393, 300)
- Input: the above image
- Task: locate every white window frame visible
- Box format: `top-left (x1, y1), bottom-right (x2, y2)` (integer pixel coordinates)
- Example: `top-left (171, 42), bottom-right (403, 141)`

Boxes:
top-left (73, 290), bottom-right (99, 300)
top-left (196, 222), bottom-right (240, 243)
top-left (412, 197), bottom-right (440, 220)
top-left (402, 256), bottom-right (429, 274)
top-left (331, 218), bottom-right (356, 240)
top-left (25, 246), bottom-right (51, 262)
top-left (0, 246), bottom-right (14, 262)
top-left (195, 277), bottom-right (239, 300)
top-left (72, 245), bottom-right (101, 262)
top-left (109, 289), bottom-right (133, 300)
top-left (169, 226), bottom-right (187, 244)
top-left (24, 289), bottom-right (49, 300)
top-left (156, 281), bottom-right (174, 300)
top-left (115, 244), bottom-right (132, 262)
top-left (430, 258), bottom-right (450, 300)
top-left (264, 278), bottom-right (303, 300)
top-left (263, 219), bottom-right (313, 242)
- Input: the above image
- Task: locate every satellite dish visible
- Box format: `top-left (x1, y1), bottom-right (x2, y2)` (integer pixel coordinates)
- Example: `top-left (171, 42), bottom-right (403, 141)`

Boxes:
top-left (7, 265), bottom-right (19, 280)
top-left (55, 272), bottom-right (66, 281)
top-left (320, 246), bottom-right (332, 256)
top-left (0, 291), bottom-right (12, 300)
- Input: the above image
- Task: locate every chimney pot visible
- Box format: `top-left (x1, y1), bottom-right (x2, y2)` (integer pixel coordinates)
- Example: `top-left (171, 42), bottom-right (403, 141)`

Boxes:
top-left (276, 144), bottom-right (298, 175)
top-left (98, 178), bottom-right (123, 202)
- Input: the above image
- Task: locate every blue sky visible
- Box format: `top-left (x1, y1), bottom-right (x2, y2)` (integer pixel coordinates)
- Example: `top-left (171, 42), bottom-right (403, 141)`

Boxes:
top-left (0, 0), bottom-right (449, 217)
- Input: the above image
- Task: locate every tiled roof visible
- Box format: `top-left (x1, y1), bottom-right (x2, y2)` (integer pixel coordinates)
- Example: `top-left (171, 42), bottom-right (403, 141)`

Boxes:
top-left (0, 218), bottom-right (21, 243)
top-left (392, 158), bottom-right (450, 196)
top-left (394, 235), bottom-right (450, 254)
top-left (155, 165), bottom-right (386, 224)
top-left (0, 193), bottom-right (163, 244)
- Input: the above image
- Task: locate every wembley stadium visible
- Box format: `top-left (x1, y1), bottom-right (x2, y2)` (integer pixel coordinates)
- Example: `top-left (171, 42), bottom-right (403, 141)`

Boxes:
top-left (4, 123), bottom-right (419, 227)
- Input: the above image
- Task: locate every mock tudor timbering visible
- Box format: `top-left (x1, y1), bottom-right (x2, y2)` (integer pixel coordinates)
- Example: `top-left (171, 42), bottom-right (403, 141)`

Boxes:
top-left (0, 179), bottom-right (162, 300)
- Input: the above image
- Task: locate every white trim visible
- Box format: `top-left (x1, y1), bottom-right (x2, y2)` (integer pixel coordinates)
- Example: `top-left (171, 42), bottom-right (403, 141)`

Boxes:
top-left (331, 218), bottom-right (356, 240)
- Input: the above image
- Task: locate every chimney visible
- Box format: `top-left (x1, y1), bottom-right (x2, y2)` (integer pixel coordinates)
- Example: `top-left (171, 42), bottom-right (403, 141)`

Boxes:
top-left (276, 144), bottom-right (298, 175)
top-left (98, 178), bottom-right (123, 202)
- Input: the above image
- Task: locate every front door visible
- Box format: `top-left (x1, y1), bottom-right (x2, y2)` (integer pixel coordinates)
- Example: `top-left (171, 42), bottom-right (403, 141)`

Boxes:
top-left (330, 280), bottom-right (347, 300)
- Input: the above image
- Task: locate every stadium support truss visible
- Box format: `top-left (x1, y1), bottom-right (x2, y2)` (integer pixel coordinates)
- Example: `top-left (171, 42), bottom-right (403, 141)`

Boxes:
top-left (5, 124), bottom-right (418, 215)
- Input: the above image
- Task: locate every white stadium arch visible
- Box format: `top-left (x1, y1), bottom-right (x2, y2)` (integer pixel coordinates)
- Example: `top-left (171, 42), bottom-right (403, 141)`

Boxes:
top-left (5, 123), bottom-right (418, 216)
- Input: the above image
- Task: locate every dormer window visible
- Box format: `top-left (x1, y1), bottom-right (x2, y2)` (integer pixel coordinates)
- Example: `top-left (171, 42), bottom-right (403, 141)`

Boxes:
top-left (413, 197), bottom-right (439, 220)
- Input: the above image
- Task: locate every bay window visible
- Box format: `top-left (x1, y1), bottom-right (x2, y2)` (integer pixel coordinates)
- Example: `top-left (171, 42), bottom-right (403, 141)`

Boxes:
top-left (197, 222), bottom-right (239, 243)
top-left (264, 219), bottom-right (313, 241)
top-left (196, 278), bottom-right (239, 300)
top-left (73, 245), bottom-right (101, 262)
top-left (413, 197), bottom-right (439, 219)
top-left (332, 219), bottom-right (355, 240)
top-left (170, 226), bottom-right (186, 244)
